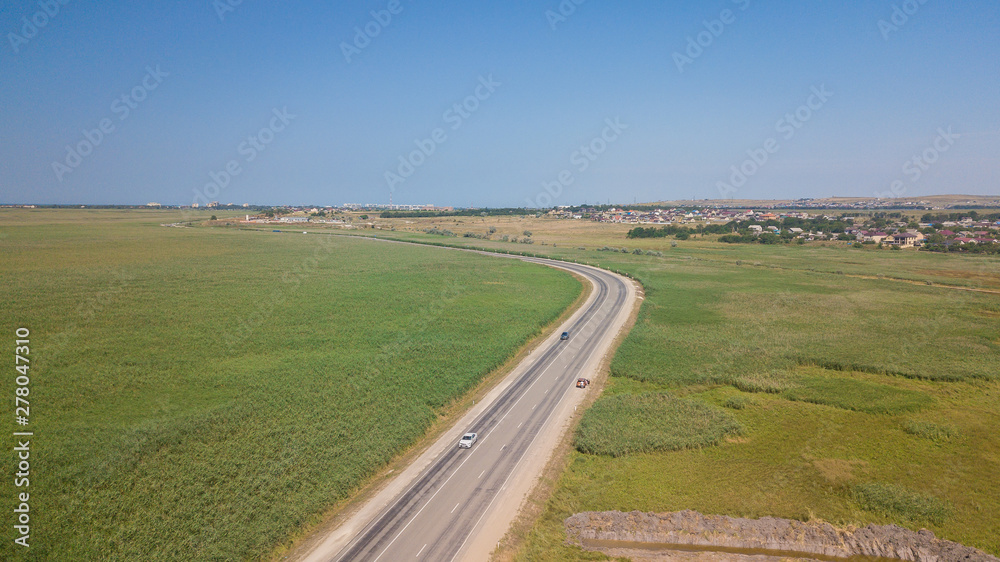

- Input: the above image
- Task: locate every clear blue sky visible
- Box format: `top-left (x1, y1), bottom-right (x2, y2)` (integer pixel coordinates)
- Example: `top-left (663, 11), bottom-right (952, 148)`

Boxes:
top-left (2, 1), bottom-right (998, 207)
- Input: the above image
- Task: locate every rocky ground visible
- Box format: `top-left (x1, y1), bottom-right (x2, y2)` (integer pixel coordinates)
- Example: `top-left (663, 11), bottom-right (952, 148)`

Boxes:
top-left (565, 510), bottom-right (999, 562)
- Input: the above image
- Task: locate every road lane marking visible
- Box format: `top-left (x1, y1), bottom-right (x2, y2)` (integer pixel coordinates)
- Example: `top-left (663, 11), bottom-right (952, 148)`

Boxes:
top-left (451, 503), bottom-right (460, 514)
top-left (478, 470), bottom-right (485, 479)
top-left (416, 544), bottom-right (427, 558)
top-left (370, 434), bottom-right (486, 562)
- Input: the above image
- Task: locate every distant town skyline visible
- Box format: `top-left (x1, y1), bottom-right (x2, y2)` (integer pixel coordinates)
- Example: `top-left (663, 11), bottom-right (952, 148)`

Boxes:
top-left (2, 2), bottom-right (998, 207)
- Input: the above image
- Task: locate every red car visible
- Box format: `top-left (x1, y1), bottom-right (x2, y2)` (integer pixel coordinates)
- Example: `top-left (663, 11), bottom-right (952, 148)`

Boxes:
top-left (576, 378), bottom-right (591, 388)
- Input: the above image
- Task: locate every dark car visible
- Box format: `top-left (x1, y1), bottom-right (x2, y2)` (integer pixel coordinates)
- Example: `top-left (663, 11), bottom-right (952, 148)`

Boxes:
top-left (560, 332), bottom-right (569, 341)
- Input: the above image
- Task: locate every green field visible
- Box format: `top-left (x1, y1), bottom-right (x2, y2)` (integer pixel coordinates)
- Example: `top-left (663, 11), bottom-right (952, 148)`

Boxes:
top-left (0, 210), bottom-right (582, 560)
top-left (509, 233), bottom-right (1000, 559)
top-left (346, 221), bottom-right (1000, 559)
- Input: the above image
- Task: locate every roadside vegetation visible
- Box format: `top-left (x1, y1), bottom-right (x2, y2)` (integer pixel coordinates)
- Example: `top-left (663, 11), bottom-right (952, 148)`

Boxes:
top-left (0, 210), bottom-right (581, 561)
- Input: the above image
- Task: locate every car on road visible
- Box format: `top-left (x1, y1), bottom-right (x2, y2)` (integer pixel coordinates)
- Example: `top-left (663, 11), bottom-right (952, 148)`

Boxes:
top-left (560, 331), bottom-right (570, 340)
top-left (576, 378), bottom-right (591, 388)
top-left (458, 432), bottom-right (478, 448)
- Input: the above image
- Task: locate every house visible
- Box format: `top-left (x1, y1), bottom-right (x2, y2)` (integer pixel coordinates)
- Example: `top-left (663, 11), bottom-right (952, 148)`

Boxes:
top-left (864, 232), bottom-right (889, 243)
top-left (748, 225), bottom-right (763, 234)
top-left (885, 232), bottom-right (919, 248)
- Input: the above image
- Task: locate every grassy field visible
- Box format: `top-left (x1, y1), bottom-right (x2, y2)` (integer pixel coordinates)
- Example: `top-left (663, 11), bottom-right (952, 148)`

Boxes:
top-left (0, 210), bottom-right (582, 561)
top-left (335, 216), bottom-right (1000, 558)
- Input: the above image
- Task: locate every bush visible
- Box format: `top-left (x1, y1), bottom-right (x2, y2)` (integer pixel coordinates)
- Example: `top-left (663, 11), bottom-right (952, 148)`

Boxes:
top-left (852, 482), bottom-right (951, 524)
top-left (575, 393), bottom-right (741, 457)
top-left (424, 228), bottom-right (457, 237)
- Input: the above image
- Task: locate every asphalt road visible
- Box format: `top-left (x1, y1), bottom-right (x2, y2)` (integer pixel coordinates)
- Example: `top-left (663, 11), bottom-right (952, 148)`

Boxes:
top-left (298, 250), bottom-right (636, 562)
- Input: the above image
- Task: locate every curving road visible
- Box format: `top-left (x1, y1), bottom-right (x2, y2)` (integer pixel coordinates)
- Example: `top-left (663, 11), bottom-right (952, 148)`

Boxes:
top-left (295, 248), bottom-right (638, 562)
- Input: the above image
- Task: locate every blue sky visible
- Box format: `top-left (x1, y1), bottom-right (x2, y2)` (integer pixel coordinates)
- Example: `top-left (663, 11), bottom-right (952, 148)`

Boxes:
top-left (1, 1), bottom-right (998, 207)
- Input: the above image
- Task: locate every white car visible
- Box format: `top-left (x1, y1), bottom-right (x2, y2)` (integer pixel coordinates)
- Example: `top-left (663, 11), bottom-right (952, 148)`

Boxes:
top-left (458, 433), bottom-right (478, 449)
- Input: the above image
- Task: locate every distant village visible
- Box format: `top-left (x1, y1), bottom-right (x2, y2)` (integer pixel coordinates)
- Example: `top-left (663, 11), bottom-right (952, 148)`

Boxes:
top-left (574, 207), bottom-right (1000, 251)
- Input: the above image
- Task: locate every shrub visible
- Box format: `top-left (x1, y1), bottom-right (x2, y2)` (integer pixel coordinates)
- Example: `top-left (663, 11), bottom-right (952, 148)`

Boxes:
top-left (575, 393), bottom-right (741, 457)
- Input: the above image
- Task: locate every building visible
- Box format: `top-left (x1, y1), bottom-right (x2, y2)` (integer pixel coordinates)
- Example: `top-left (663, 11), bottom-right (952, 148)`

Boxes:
top-left (885, 232), bottom-right (920, 248)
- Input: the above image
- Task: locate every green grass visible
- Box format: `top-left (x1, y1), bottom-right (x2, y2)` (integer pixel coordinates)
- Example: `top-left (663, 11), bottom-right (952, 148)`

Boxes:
top-left (904, 420), bottom-right (958, 442)
top-left (852, 482), bottom-right (951, 525)
top-left (723, 395), bottom-right (753, 410)
top-left (731, 371), bottom-right (798, 394)
top-left (574, 393), bottom-right (741, 457)
top-left (781, 375), bottom-right (933, 415)
top-left (0, 212), bottom-right (582, 561)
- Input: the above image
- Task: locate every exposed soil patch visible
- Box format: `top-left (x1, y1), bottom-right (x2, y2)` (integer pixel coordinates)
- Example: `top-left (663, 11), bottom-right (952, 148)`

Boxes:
top-left (565, 510), bottom-right (999, 562)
